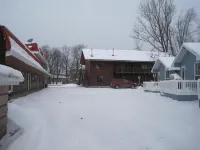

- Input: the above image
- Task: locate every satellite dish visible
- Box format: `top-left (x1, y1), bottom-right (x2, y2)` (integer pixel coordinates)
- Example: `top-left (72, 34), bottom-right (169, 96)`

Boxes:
top-left (27, 38), bottom-right (33, 43)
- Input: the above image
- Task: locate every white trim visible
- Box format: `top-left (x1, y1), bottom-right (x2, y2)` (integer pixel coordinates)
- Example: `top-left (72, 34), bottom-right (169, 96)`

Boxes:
top-left (157, 72), bottom-right (160, 81)
top-left (151, 59), bottom-right (160, 72)
top-left (172, 44), bottom-right (200, 67)
top-left (181, 66), bottom-right (186, 80)
top-left (194, 61), bottom-right (200, 80)
top-left (168, 67), bottom-right (180, 71)
top-left (182, 44), bottom-right (200, 58)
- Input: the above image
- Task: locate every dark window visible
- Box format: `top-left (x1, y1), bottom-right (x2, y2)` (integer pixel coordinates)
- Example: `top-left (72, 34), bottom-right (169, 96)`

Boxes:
top-left (195, 62), bottom-right (200, 79)
top-left (123, 79), bottom-right (129, 82)
top-left (142, 64), bottom-right (148, 69)
top-left (165, 70), bottom-right (170, 79)
top-left (181, 67), bottom-right (185, 80)
top-left (97, 76), bottom-right (104, 82)
top-left (96, 63), bottom-right (103, 70)
top-left (114, 79), bottom-right (124, 82)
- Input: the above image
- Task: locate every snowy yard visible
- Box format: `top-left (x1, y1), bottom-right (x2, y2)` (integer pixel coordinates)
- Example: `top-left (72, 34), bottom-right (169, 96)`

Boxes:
top-left (5, 85), bottom-right (200, 150)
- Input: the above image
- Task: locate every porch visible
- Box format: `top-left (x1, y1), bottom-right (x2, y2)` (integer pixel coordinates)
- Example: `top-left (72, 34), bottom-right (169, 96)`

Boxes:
top-left (113, 62), bottom-right (155, 84)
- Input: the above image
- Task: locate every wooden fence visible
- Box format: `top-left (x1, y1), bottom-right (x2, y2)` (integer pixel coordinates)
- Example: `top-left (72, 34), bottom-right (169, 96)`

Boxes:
top-left (0, 86), bottom-right (8, 139)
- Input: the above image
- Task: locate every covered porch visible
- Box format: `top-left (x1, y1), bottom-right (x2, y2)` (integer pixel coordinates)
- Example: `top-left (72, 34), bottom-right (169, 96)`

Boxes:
top-left (113, 61), bottom-right (155, 84)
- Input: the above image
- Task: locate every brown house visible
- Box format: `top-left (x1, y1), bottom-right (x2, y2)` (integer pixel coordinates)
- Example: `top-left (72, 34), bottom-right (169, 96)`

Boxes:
top-left (80, 49), bottom-right (159, 87)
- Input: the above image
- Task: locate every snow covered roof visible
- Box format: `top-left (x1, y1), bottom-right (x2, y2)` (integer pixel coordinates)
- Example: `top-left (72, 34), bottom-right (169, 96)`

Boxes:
top-left (1, 25), bottom-right (51, 76)
top-left (151, 57), bottom-right (176, 72)
top-left (0, 64), bottom-right (24, 85)
top-left (82, 49), bottom-right (165, 62)
top-left (26, 43), bottom-right (48, 65)
top-left (6, 37), bottom-right (51, 76)
top-left (183, 43), bottom-right (200, 56)
top-left (159, 57), bottom-right (175, 68)
top-left (172, 43), bottom-right (200, 65)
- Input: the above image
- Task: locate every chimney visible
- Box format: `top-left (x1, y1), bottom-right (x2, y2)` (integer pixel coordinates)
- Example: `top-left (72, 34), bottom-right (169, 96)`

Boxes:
top-left (112, 48), bottom-right (114, 56)
top-left (91, 48), bottom-right (93, 57)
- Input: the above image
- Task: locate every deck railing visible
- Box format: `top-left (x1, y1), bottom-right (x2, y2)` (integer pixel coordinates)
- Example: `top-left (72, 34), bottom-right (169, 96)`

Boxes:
top-left (143, 80), bottom-right (198, 96)
top-left (159, 80), bottom-right (197, 95)
top-left (143, 81), bottom-right (160, 92)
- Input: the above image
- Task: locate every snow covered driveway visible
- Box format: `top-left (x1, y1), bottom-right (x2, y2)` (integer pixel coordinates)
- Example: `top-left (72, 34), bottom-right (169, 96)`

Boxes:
top-left (7, 85), bottom-right (200, 150)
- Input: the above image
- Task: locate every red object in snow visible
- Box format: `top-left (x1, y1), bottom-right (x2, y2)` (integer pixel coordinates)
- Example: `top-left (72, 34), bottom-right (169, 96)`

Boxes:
top-left (110, 78), bottom-right (137, 89)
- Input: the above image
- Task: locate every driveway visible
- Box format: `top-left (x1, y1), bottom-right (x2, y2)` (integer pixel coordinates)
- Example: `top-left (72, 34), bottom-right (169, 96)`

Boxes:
top-left (6, 84), bottom-right (200, 150)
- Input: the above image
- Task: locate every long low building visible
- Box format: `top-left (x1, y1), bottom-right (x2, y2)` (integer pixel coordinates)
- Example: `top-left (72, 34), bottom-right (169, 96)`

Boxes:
top-left (0, 25), bottom-right (51, 95)
top-left (80, 49), bottom-right (163, 87)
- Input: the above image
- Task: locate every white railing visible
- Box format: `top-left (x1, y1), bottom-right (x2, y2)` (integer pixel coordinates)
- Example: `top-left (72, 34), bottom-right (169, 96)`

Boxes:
top-left (143, 81), bottom-right (160, 92)
top-left (159, 80), bottom-right (197, 96)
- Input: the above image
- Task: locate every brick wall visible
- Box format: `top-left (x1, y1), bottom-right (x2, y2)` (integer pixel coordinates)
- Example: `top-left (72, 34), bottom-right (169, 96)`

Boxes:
top-left (89, 61), bottom-right (114, 86)
top-left (0, 86), bottom-right (8, 139)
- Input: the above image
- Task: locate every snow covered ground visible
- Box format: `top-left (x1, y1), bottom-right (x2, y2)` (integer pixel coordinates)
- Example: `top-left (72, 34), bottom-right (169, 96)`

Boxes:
top-left (5, 85), bottom-right (200, 150)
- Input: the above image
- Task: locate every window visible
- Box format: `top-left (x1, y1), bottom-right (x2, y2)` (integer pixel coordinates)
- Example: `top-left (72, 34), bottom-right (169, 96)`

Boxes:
top-left (96, 63), bottom-right (103, 70)
top-left (195, 62), bottom-right (200, 80)
top-left (123, 79), bottom-right (129, 82)
top-left (181, 66), bottom-right (185, 80)
top-left (142, 64), bottom-right (148, 69)
top-left (97, 76), bottom-right (104, 83)
top-left (165, 70), bottom-right (170, 79)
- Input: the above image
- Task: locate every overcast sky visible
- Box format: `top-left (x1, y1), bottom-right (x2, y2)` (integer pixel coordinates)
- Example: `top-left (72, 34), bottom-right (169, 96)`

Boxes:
top-left (0, 0), bottom-right (200, 49)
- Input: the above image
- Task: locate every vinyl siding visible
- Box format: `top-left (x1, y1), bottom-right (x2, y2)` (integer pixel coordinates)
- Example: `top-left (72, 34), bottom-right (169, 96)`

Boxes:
top-left (158, 63), bottom-right (166, 81)
top-left (179, 51), bottom-right (196, 80)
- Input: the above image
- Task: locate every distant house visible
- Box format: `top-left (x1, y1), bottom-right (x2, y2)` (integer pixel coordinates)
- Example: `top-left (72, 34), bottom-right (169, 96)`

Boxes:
top-left (151, 57), bottom-right (180, 81)
top-left (172, 43), bottom-right (200, 80)
top-left (52, 74), bottom-right (67, 84)
top-left (80, 49), bottom-right (163, 87)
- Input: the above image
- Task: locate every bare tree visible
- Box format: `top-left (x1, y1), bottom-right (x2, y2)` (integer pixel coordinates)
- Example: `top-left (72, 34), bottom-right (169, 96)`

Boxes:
top-left (175, 8), bottom-right (197, 48)
top-left (132, 0), bottom-right (176, 54)
top-left (41, 44), bottom-right (87, 84)
top-left (51, 48), bottom-right (63, 84)
top-left (41, 45), bottom-right (54, 73)
top-left (70, 45), bottom-right (86, 83)
top-left (134, 31), bottom-right (143, 50)
top-left (62, 45), bottom-right (71, 83)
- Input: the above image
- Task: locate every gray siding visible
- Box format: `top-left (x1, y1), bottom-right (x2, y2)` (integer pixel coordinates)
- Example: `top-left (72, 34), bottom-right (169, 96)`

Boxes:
top-left (158, 63), bottom-right (166, 81)
top-left (180, 51), bottom-right (196, 80)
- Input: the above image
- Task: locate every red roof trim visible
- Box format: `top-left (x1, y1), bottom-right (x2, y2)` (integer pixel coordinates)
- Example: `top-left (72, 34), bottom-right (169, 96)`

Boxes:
top-left (25, 43), bottom-right (47, 60)
top-left (1, 26), bottom-right (42, 66)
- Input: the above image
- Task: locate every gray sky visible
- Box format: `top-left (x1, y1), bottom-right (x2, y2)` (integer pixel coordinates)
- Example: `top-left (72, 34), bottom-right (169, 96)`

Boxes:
top-left (0, 0), bottom-right (200, 49)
